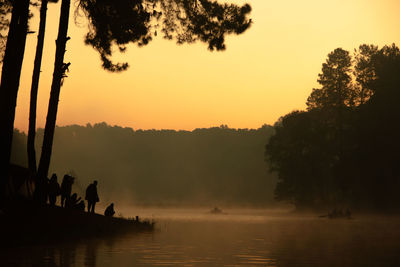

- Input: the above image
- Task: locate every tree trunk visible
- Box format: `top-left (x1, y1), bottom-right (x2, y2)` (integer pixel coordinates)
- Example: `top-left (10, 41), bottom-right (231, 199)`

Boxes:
top-left (36, 0), bottom-right (70, 203)
top-left (0, 0), bottom-right (30, 205)
top-left (28, 0), bottom-right (49, 178)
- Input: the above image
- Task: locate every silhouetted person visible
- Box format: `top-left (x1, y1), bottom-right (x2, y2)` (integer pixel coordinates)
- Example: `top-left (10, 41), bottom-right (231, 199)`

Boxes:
top-left (66, 193), bottom-right (81, 209)
top-left (48, 174), bottom-right (61, 206)
top-left (104, 203), bottom-right (115, 217)
top-left (85, 180), bottom-right (99, 213)
top-left (77, 200), bottom-right (85, 211)
top-left (61, 174), bottom-right (74, 207)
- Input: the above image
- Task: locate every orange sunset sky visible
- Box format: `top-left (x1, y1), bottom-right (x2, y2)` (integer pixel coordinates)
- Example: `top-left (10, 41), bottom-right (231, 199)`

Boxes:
top-left (13, 0), bottom-right (400, 132)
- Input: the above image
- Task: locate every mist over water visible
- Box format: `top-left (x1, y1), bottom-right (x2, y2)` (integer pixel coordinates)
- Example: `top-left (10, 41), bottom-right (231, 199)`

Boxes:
top-left (11, 124), bottom-right (277, 207)
top-left (3, 208), bottom-right (400, 266)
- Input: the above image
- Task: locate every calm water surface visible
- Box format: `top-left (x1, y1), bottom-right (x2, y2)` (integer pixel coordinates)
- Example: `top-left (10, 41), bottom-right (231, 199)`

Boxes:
top-left (3, 208), bottom-right (400, 266)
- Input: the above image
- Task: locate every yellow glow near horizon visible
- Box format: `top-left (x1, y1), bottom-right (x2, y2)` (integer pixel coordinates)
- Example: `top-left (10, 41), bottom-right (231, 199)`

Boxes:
top-left (12, 0), bottom-right (400, 132)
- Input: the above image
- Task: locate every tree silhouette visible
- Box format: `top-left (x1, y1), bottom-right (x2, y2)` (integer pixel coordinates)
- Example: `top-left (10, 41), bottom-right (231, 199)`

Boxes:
top-left (306, 48), bottom-right (353, 110)
top-left (267, 44), bottom-right (400, 212)
top-left (78, 0), bottom-right (252, 71)
top-left (0, 0), bottom-right (30, 205)
top-left (367, 44), bottom-right (400, 104)
top-left (353, 44), bottom-right (378, 105)
top-left (0, 0), bottom-right (12, 63)
top-left (28, 0), bottom-right (59, 178)
top-left (266, 110), bottom-right (341, 209)
top-left (36, 0), bottom-right (71, 202)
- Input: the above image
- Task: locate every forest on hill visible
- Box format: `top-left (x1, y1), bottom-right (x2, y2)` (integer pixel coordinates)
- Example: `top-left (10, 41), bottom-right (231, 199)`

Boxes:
top-left (266, 44), bottom-right (400, 212)
top-left (12, 124), bottom-right (276, 207)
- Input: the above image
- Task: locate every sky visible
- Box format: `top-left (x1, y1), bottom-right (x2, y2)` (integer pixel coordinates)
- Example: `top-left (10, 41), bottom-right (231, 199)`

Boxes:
top-left (13, 0), bottom-right (400, 132)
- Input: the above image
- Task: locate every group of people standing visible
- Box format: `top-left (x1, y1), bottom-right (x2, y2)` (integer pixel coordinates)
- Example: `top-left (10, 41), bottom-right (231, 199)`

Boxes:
top-left (46, 174), bottom-right (103, 214)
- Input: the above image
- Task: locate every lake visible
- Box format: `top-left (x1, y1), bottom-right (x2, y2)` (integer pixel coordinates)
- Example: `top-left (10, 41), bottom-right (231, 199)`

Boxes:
top-left (2, 208), bottom-right (400, 266)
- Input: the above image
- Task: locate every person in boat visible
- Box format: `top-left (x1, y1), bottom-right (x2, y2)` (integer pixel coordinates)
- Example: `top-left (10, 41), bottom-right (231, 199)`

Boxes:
top-left (85, 180), bottom-right (99, 213)
top-left (48, 174), bottom-right (61, 206)
top-left (104, 203), bottom-right (115, 217)
top-left (327, 208), bottom-right (349, 219)
top-left (61, 175), bottom-right (74, 207)
top-left (210, 207), bottom-right (222, 214)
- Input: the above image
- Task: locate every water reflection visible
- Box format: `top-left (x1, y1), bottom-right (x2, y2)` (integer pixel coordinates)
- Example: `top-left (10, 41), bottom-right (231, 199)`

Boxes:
top-left (84, 241), bottom-right (98, 267)
top-left (2, 210), bottom-right (400, 266)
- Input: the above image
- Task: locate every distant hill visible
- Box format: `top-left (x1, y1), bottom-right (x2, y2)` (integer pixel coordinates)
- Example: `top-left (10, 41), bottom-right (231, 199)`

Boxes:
top-left (11, 123), bottom-right (277, 207)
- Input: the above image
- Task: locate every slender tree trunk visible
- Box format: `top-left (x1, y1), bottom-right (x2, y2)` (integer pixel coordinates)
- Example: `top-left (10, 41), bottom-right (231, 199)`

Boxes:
top-left (0, 0), bottom-right (30, 205)
top-left (36, 0), bottom-right (70, 203)
top-left (28, 0), bottom-right (49, 178)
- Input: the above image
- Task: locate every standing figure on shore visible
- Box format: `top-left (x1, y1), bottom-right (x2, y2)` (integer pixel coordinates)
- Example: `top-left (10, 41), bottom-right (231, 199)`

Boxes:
top-left (104, 203), bottom-right (115, 217)
top-left (60, 175), bottom-right (74, 207)
top-left (85, 180), bottom-right (99, 213)
top-left (48, 174), bottom-right (61, 206)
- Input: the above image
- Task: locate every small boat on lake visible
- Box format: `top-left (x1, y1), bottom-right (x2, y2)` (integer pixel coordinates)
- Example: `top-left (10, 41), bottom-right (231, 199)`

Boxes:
top-left (319, 208), bottom-right (352, 219)
top-left (210, 207), bottom-right (223, 214)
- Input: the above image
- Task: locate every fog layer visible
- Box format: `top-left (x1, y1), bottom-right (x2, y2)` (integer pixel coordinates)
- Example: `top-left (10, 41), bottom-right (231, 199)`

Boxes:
top-left (12, 123), bottom-right (276, 206)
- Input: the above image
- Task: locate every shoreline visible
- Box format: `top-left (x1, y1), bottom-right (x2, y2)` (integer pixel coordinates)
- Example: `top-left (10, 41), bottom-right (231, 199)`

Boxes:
top-left (0, 202), bottom-right (154, 247)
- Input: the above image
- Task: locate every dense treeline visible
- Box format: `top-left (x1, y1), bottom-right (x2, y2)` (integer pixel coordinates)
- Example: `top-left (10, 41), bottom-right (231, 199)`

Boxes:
top-left (12, 124), bottom-right (276, 206)
top-left (266, 44), bottom-right (400, 212)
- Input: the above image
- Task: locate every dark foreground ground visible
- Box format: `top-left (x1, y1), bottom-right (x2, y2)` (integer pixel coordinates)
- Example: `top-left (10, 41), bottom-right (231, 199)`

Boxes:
top-left (0, 201), bottom-right (154, 247)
